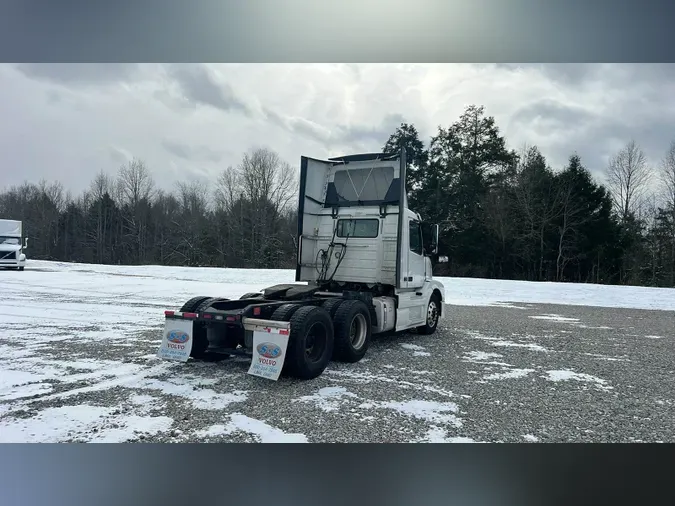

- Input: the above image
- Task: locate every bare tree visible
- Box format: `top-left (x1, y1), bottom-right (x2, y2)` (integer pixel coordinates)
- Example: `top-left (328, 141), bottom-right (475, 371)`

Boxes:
top-left (660, 140), bottom-right (675, 284)
top-left (85, 170), bottom-right (116, 263)
top-left (213, 148), bottom-right (298, 268)
top-left (555, 177), bottom-right (589, 282)
top-left (116, 158), bottom-right (155, 263)
top-left (238, 147), bottom-right (297, 214)
top-left (661, 140), bottom-right (675, 210)
top-left (117, 158), bottom-right (155, 207)
top-left (214, 166), bottom-right (239, 213)
top-left (173, 181), bottom-right (210, 265)
top-left (606, 140), bottom-right (652, 221)
top-left (512, 146), bottom-right (562, 280)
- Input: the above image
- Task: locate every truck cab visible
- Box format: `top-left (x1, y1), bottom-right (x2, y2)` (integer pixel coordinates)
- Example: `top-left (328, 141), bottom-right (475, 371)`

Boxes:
top-left (296, 151), bottom-right (445, 332)
top-left (0, 219), bottom-right (28, 271)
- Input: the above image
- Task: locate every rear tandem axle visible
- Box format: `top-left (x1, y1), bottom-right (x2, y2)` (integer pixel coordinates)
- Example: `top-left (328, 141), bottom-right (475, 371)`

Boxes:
top-left (159, 284), bottom-right (382, 380)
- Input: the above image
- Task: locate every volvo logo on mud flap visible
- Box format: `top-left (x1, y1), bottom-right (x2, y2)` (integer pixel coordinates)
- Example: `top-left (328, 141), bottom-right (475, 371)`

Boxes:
top-left (257, 342), bottom-right (282, 359)
top-left (167, 330), bottom-right (190, 344)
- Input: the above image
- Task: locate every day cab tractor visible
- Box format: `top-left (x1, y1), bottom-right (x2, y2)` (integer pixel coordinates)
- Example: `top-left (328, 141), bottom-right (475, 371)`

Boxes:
top-left (157, 148), bottom-right (447, 380)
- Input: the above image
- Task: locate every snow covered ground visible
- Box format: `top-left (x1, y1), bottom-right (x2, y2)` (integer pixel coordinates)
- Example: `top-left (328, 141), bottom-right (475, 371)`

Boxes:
top-left (0, 260), bottom-right (673, 443)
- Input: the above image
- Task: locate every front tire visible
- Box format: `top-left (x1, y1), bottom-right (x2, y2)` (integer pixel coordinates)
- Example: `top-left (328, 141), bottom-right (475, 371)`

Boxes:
top-left (417, 293), bottom-right (441, 335)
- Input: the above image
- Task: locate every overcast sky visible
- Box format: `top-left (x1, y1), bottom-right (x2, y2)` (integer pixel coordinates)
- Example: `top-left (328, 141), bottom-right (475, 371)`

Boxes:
top-left (1, 63), bottom-right (674, 196)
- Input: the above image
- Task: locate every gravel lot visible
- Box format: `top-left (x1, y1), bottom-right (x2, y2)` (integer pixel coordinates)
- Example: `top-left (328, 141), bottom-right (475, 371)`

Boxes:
top-left (2, 291), bottom-right (673, 443)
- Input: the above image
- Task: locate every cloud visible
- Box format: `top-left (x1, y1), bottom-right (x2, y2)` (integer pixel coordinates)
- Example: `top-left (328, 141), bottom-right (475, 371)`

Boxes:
top-left (1, 63), bottom-right (675, 196)
top-left (165, 64), bottom-right (252, 115)
top-left (109, 145), bottom-right (133, 165)
top-left (162, 139), bottom-right (223, 163)
top-left (13, 63), bottom-right (141, 86)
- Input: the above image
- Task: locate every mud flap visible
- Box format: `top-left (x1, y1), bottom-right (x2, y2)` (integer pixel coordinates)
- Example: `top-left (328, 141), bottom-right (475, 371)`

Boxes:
top-left (245, 319), bottom-right (291, 381)
top-left (157, 319), bottom-right (194, 361)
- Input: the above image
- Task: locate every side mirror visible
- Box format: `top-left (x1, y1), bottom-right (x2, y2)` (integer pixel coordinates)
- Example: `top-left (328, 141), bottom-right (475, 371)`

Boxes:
top-left (431, 224), bottom-right (439, 255)
top-left (421, 222), bottom-right (439, 256)
top-left (23, 238), bottom-right (28, 250)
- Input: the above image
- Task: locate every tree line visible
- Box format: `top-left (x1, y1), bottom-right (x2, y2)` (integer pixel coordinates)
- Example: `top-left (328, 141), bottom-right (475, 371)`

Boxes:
top-left (0, 148), bottom-right (299, 270)
top-left (2, 104), bottom-right (675, 287)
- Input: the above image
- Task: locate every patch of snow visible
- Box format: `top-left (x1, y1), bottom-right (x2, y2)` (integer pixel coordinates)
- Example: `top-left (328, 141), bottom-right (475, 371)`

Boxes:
top-left (325, 369), bottom-right (454, 398)
top-left (90, 415), bottom-right (174, 443)
top-left (574, 325), bottom-right (613, 330)
top-left (439, 274), bottom-right (675, 311)
top-left (194, 424), bottom-right (230, 439)
top-left (294, 386), bottom-right (358, 412)
top-left (0, 382), bottom-right (53, 401)
top-left (0, 404), bottom-right (173, 443)
top-left (139, 377), bottom-right (248, 410)
top-left (379, 399), bottom-right (462, 428)
top-left (425, 426), bottom-right (478, 443)
top-left (461, 350), bottom-right (514, 367)
top-left (0, 405), bottom-right (110, 442)
top-left (645, 335), bottom-right (664, 339)
top-left (127, 393), bottom-right (164, 414)
top-left (400, 343), bottom-right (431, 357)
top-left (0, 367), bottom-right (55, 401)
top-left (463, 351), bottom-right (504, 361)
top-left (522, 434), bottom-right (539, 442)
top-left (194, 415), bottom-right (308, 442)
top-left (544, 370), bottom-right (612, 391)
top-left (487, 302), bottom-right (530, 310)
top-left (469, 333), bottom-right (549, 352)
top-left (530, 314), bottom-right (580, 323)
top-left (584, 353), bottom-right (629, 363)
top-left (483, 368), bottom-right (535, 381)
top-left (226, 414), bottom-right (308, 443)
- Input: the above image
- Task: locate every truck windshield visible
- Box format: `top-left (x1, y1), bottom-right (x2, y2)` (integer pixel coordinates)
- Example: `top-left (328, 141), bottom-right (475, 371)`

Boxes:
top-left (0, 236), bottom-right (20, 245)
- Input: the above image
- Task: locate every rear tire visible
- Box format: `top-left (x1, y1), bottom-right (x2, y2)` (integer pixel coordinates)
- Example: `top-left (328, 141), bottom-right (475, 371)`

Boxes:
top-left (190, 324), bottom-right (210, 359)
top-left (178, 297), bottom-right (216, 359)
top-left (284, 306), bottom-right (334, 380)
top-left (195, 297), bottom-right (225, 312)
top-left (332, 300), bottom-right (372, 363)
top-left (322, 298), bottom-right (345, 318)
top-left (417, 293), bottom-right (441, 335)
top-left (271, 303), bottom-right (303, 322)
top-left (180, 296), bottom-right (211, 313)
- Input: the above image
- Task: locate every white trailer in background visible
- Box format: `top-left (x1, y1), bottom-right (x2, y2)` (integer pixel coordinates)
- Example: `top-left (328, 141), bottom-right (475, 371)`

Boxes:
top-left (0, 219), bottom-right (28, 271)
top-left (158, 148), bottom-right (447, 380)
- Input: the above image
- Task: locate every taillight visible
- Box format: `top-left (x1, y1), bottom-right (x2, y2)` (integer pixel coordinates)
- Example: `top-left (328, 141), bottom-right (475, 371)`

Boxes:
top-left (164, 310), bottom-right (174, 317)
top-left (183, 312), bottom-right (198, 318)
top-left (253, 306), bottom-right (261, 316)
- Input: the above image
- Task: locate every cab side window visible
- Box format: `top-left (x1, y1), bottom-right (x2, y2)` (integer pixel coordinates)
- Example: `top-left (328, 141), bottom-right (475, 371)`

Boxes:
top-left (409, 220), bottom-right (423, 256)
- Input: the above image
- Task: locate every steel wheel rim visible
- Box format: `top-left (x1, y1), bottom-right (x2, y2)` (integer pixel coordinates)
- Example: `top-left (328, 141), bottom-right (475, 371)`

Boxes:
top-left (427, 301), bottom-right (438, 327)
top-left (349, 313), bottom-right (368, 349)
top-left (305, 322), bottom-right (327, 362)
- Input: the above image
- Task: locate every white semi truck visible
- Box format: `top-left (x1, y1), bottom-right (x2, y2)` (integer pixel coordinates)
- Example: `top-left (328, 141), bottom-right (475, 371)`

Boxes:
top-left (157, 149), bottom-right (447, 380)
top-left (0, 219), bottom-right (28, 271)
